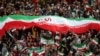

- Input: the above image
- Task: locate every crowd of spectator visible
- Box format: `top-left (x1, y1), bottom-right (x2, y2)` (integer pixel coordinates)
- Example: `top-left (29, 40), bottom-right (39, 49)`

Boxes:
top-left (0, 0), bottom-right (100, 19)
top-left (0, 0), bottom-right (100, 56)
top-left (0, 27), bottom-right (100, 56)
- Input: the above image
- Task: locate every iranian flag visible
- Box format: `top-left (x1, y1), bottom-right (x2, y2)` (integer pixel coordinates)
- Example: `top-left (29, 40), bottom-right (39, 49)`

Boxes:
top-left (27, 47), bottom-right (45, 56)
top-left (72, 43), bottom-right (87, 52)
top-left (0, 15), bottom-right (100, 37)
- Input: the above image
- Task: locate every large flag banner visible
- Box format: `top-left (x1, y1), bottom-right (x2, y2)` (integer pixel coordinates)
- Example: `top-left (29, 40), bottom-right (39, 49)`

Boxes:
top-left (33, 0), bottom-right (38, 4)
top-left (0, 15), bottom-right (100, 37)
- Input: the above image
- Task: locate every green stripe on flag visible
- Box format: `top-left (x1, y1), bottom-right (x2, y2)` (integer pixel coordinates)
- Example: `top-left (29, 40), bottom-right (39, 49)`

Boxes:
top-left (3, 51), bottom-right (9, 56)
top-left (28, 47), bottom-right (44, 53)
top-left (73, 43), bottom-right (86, 49)
top-left (0, 15), bottom-right (41, 22)
top-left (9, 15), bottom-right (40, 20)
top-left (0, 16), bottom-right (8, 22)
top-left (0, 15), bottom-right (97, 22)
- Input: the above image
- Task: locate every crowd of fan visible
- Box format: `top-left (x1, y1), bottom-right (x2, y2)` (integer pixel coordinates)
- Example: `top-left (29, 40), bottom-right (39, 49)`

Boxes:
top-left (0, 27), bottom-right (100, 56)
top-left (0, 0), bottom-right (100, 56)
top-left (0, 0), bottom-right (100, 19)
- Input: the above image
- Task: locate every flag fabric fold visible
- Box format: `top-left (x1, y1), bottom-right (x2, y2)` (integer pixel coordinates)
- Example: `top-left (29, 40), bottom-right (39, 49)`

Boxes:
top-left (0, 15), bottom-right (100, 37)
